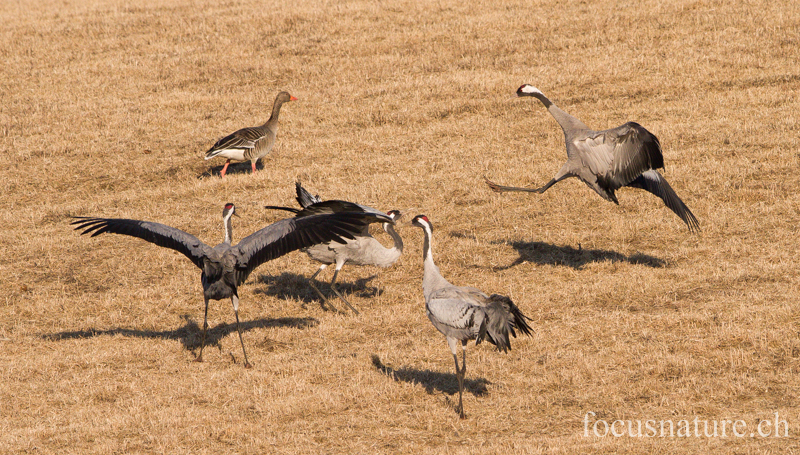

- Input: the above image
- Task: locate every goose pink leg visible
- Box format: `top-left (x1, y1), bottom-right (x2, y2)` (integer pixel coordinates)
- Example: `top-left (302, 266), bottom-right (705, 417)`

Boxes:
top-left (220, 159), bottom-right (231, 178)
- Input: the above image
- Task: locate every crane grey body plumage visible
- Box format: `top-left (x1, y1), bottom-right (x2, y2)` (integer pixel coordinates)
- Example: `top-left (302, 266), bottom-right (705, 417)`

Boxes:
top-left (264, 181), bottom-right (403, 314)
top-left (71, 202), bottom-right (393, 368)
top-left (204, 91), bottom-right (297, 178)
top-left (411, 215), bottom-right (532, 418)
top-left (485, 84), bottom-right (700, 232)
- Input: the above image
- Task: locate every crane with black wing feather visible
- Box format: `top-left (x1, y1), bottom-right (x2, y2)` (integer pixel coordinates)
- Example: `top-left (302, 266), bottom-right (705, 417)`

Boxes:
top-left (411, 215), bottom-right (532, 419)
top-left (264, 181), bottom-right (403, 315)
top-left (485, 84), bottom-right (699, 232)
top-left (71, 201), bottom-right (393, 368)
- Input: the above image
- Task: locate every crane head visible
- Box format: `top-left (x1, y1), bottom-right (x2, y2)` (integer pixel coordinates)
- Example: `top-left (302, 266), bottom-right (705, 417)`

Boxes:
top-left (223, 203), bottom-right (239, 218)
top-left (517, 84), bottom-right (543, 97)
top-left (386, 210), bottom-right (402, 221)
top-left (411, 214), bottom-right (432, 232)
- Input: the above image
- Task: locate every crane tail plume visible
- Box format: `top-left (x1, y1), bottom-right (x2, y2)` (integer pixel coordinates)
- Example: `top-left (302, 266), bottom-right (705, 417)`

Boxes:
top-left (483, 294), bottom-right (533, 352)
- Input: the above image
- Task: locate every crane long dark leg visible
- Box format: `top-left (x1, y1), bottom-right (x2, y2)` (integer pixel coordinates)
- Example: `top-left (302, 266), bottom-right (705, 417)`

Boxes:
top-left (231, 295), bottom-right (252, 369)
top-left (484, 176), bottom-right (558, 194)
top-left (329, 268), bottom-right (360, 315)
top-left (308, 266), bottom-right (341, 313)
top-left (532, 178), bottom-right (559, 193)
top-left (453, 352), bottom-right (466, 419)
top-left (194, 297), bottom-right (210, 363)
top-left (460, 344), bottom-right (468, 419)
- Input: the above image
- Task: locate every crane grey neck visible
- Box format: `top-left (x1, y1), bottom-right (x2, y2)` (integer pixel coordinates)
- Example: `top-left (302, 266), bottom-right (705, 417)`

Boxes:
top-left (384, 222), bottom-right (404, 254)
top-left (420, 224), bottom-right (450, 300)
top-left (531, 92), bottom-right (590, 134)
top-left (223, 212), bottom-right (234, 244)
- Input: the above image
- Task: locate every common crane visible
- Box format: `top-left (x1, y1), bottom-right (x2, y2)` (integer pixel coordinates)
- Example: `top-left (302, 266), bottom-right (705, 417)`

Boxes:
top-left (71, 202), bottom-right (393, 368)
top-left (485, 84), bottom-right (700, 232)
top-left (264, 181), bottom-right (403, 314)
top-left (411, 214), bottom-right (532, 418)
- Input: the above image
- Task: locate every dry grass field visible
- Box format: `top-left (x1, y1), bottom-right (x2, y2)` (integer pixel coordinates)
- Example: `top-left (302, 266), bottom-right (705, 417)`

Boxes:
top-left (1, 0), bottom-right (799, 452)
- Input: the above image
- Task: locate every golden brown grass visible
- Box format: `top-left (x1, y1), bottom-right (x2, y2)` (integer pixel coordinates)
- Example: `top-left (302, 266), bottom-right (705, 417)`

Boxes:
top-left (2, 0), bottom-right (799, 452)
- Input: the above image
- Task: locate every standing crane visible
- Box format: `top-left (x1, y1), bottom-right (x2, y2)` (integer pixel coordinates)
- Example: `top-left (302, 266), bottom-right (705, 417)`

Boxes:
top-left (411, 215), bottom-right (532, 418)
top-left (71, 202), bottom-right (394, 368)
top-left (264, 181), bottom-right (403, 315)
top-left (204, 91), bottom-right (297, 178)
top-left (485, 84), bottom-right (700, 232)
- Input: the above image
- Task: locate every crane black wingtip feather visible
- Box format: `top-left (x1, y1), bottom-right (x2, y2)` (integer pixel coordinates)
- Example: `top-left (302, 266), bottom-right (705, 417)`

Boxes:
top-left (70, 218), bottom-right (105, 236)
top-left (264, 205), bottom-right (301, 214)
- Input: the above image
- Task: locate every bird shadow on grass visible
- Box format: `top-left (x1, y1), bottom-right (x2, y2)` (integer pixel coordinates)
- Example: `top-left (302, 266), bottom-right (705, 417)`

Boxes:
top-left (371, 354), bottom-right (489, 397)
top-left (198, 161), bottom-right (264, 179)
top-left (41, 315), bottom-right (318, 353)
top-left (254, 272), bottom-right (383, 306)
top-left (493, 240), bottom-right (666, 270)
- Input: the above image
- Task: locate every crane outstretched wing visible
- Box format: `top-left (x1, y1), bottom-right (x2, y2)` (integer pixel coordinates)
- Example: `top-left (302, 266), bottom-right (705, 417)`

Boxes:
top-left (626, 170), bottom-right (700, 232)
top-left (266, 184), bottom-right (388, 237)
top-left (578, 122), bottom-right (664, 190)
top-left (264, 199), bottom-right (388, 239)
top-left (609, 122), bottom-right (664, 185)
top-left (71, 217), bottom-right (211, 269)
top-left (233, 211), bottom-right (394, 285)
top-left (293, 200), bottom-right (386, 219)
